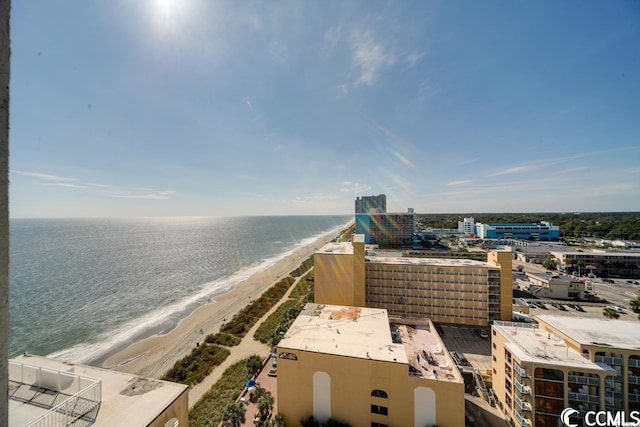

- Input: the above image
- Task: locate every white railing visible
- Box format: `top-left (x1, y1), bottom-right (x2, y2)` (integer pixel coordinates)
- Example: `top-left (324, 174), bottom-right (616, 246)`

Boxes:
top-left (515, 379), bottom-right (531, 395)
top-left (515, 410), bottom-right (532, 427)
top-left (9, 360), bottom-right (102, 427)
top-left (568, 391), bottom-right (600, 404)
top-left (514, 363), bottom-right (530, 378)
top-left (568, 374), bottom-right (599, 386)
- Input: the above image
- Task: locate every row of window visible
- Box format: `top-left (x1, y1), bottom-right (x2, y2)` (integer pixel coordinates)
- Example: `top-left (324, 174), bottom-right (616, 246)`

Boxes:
top-left (367, 277), bottom-right (494, 286)
top-left (378, 301), bottom-right (490, 310)
top-left (366, 285), bottom-right (492, 295)
top-left (367, 270), bottom-right (494, 277)
top-left (365, 292), bottom-right (490, 303)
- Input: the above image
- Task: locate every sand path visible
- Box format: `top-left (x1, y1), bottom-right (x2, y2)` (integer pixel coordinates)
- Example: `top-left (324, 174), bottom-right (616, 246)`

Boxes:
top-left (188, 270), bottom-right (307, 407)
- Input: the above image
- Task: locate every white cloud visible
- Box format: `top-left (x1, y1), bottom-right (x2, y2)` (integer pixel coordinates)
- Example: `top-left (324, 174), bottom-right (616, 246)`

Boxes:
top-left (12, 170), bottom-right (75, 181)
top-left (350, 28), bottom-right (395, 87)
top-left (447, 180), bottom-right (472, 186)
top-left (109, 190), bottom-right (175, 200)
top-left (405, 51), bottom-right (425, 66)
top-left (43, 183), bottom-right (87, 189)
top-left (339, 181), bottom-right (371, 193)
top-left (490, 165), bottom-right (537, 176)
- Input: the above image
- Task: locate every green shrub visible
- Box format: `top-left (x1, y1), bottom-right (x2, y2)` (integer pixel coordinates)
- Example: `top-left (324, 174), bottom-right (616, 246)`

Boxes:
top-left (161, 344), bottom-right (230, 386)
top-left (204, 332), bottom-right (241, 347)
top-left (189, 356), bottom-right (262, 426)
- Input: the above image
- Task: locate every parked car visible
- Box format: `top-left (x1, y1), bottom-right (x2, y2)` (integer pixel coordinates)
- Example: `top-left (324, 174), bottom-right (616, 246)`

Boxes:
top-left (475, 328), bottom-right (489, 339)
top-left (607, 305), bottom-right (624, 313)
top-left (573, 305), bottom-right (585, 312)
top-left (451, 351), bottom-right (471, 367)
top-left (557, 303), bottom-right (567, 311)
top-left (603, 278), bottom-right (615, 284)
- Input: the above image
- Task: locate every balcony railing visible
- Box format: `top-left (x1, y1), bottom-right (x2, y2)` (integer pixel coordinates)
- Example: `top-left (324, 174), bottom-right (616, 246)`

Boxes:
top-left (629, 393), bottom-right (640, 403)
top-left (629, 375), bottom-right (640, 386)
top-left (595, 355), bottom-right (623, 366)
top-left (515, 395), bottom-right (532, 412)
top-left (515, 410), bottom-right (532, 427)
top-left (568, 391), bottom-right (601, 404)
top-left (514, 379), bottom-right (531, 395)
top-left (9, 360), bottom-right (102, 427)
top-left (568, 374), bottom-right (599, 386)
top-left (629, 359), bottom-right (640, 369)
top-left (514, 364), bottom-right (529, 378)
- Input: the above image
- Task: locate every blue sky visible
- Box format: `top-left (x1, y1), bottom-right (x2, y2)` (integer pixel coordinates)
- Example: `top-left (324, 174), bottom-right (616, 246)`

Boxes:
top-left (10, 1), bottom-right (640, 217)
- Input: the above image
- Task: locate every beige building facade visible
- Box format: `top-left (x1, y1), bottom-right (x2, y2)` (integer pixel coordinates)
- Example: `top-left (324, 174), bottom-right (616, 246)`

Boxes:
top-left (277, 304), bottom-right (464, 427)
top-left (491, 315), bottom-right (640, 427)
top-left (314, 235), bottom-right (512, 326)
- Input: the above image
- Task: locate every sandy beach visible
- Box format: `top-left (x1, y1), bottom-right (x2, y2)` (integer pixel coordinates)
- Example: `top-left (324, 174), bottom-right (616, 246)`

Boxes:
top-left (101, 231), bottom-right (338, 379)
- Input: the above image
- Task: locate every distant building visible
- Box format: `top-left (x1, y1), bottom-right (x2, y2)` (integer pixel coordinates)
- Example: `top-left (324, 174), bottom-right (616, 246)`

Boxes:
top-left (9, 354), bottom-right (188, 427)
top-left (355, 194), bottom-right (386, 214)
top-left (314, 235), bottom-right (513, 326)
top-left (551, 250), bottom-right (640, 278)
top-left (458, 217), bottom-right (476, 235)
top-left (475, 222), bottom-right (560, 241)
top-left (276, 304), bottom-right (465, 427)
top-left (355, 212), bottom-right (415, 247)
top-left (492, 315), bottom-right (640, 427)
top-left (524, 273), bottom-right (586, 300)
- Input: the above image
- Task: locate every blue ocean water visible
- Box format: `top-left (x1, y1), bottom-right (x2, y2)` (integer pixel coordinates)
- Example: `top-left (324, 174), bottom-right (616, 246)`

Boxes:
top-left (9, 215), bottom-right (351, 363)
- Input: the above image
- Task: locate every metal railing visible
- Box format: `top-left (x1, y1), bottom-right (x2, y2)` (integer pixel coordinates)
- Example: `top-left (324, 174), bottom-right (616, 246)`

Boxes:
top-left (568, 374), bottom-right (599, 386)
top-left (514, 379), bottom-right (531, 395)
top-left (9, 360), bottom-right (102, 427)
top-left (514, 363), bottom-right (530, 379)
top-left (568, 391), bottom-right (600, 404)
top-left (515, 410), bottom-right (532, 427)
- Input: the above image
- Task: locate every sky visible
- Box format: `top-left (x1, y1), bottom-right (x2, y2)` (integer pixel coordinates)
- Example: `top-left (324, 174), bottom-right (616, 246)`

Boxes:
top-left (9, 0), bottom-right (640, 218)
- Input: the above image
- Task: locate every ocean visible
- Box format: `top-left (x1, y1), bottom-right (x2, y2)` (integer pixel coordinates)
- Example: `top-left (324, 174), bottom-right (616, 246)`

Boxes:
top-left (9, 215), bottom-right (351, 363)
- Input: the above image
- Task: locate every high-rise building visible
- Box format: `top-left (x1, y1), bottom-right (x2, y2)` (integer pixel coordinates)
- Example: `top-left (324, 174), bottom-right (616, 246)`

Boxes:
top-left (276, 303), bottom-right (465, 427)
top-left (314, 235), bottom-right (513, 326)
top-left (458, 217), bottom-right (476, 235)
top-left (491, 315), bottom-right (640, 427)
top-left (355, 212), bottom-right (415, 247)
top-left (355, 194), bottom-right (386, 214)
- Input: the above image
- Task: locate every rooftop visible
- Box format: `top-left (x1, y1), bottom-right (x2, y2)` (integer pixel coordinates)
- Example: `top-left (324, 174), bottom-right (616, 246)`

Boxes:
top-left (536, 315), bottom-right (640, 351)
top-left (278, 304), bottom-right (462, 383)
top-left (9, 354), bottom-right (187, 427)
top-left (316, 241), bottom-right (353, 255)
top-left (367, 255), bottom-right (494, 269)
top-left (492, 322), bottom-right (615, 373)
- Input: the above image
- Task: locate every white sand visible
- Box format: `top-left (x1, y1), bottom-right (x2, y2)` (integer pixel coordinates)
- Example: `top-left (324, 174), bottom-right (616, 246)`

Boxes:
top-left (102, 232), bottom-right (337, 379)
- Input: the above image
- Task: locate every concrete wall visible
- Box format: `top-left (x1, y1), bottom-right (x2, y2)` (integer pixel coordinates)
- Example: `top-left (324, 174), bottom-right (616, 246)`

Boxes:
top-left (277, 348), bottom-right (464, 427)
top-left (314, 252), bottom-right (355, 307)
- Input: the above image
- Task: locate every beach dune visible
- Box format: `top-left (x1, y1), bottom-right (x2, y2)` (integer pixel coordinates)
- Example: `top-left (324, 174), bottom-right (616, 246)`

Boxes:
top-left (102, 232), bottom-right (337, 379)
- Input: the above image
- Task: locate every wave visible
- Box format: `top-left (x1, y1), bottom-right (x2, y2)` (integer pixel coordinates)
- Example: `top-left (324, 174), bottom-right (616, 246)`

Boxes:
top-left (46, 218), bottom-right (352, 364)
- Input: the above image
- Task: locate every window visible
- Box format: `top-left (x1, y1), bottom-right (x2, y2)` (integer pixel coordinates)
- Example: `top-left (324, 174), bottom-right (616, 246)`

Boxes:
top-left (371, 405), bottom-right (388, 416)
top-left (371, 389), bottom-right (388, 398)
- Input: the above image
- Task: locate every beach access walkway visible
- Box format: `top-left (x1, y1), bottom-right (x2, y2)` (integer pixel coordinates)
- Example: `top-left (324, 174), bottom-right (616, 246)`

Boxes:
top-left (188, 269), bottom-right (309, 407)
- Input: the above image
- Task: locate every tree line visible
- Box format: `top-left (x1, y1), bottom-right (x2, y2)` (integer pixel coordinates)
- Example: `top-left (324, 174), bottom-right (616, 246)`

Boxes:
top-left (416, 212), bottom-right (640, 240)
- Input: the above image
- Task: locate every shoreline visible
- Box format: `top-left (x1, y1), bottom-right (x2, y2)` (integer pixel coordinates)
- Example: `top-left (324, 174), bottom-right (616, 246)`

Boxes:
top-left (101, 230), bottom-right (340, 379)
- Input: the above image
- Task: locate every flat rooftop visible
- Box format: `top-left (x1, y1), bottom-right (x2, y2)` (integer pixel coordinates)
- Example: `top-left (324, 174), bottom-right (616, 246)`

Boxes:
top-left (536, 315), bottom-right (640, 351)
top-left (367, 255), bottom-right (494, 269)
top-left (278, 304), bottom-right (462, 383)
top-left (492, 323), bottom-right (615, 373)
top-left (316, 241), bottom-right (353, 255)
top-left (9, 354), bottom-right (187, 427)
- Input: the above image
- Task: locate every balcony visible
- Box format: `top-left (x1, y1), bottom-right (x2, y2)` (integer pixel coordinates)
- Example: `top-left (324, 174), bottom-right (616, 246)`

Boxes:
top-left (515, 395), bottom-right (532, 412)
top-left (568, 374), bottom-right (599, 386)
top-left (568, 391), bottom-right (601, 404)
top-left (629, 359), bottom-right (640, 369)
top-left (595, 355), bottom-right (623, 366)
top-left (629, 393), bottom-right (640, 403)
top-left (514, 364), bottom-right (529, 378)
top-left (515, 410), bottom-right (532, 427)
top-left (514, 379), bottom-right (531, 395)
top-left (629, 375), bottom-right (640, 386)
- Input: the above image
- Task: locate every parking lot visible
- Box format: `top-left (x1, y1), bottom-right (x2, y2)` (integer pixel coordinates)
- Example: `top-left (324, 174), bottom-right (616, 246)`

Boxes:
top-left (438, 324), bottom-right (493, 376)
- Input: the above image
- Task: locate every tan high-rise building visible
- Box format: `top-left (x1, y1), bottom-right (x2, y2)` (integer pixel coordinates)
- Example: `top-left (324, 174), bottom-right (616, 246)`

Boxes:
top-left (491, 315), bottom-right (640, 427)
top-left (314, 235), bottom-right (513, 326)
top-left (276, 304), bottom-right (464, 427)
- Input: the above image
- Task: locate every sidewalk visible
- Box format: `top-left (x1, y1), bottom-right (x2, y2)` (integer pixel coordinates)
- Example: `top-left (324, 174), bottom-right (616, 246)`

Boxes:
top-left (188, 270), bottom-right (309, 407)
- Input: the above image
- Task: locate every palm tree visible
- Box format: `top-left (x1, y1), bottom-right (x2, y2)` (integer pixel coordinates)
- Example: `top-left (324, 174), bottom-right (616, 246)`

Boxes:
top-left (246, 354), bottom-right (263, 377)
top-left (630, 296), bottom-right (640, 314)
top-left (223, 402), bottom-right (246, 427)
top-left (603, 307), bottom-right (620, 320)
top-left (258, 392), bottom-right (274, 418)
